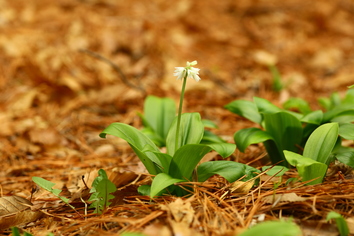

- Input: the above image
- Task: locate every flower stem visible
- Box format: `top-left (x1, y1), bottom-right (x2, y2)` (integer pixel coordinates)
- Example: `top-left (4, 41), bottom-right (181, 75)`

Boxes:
top-left (175, 74), bottom-right (188, 152)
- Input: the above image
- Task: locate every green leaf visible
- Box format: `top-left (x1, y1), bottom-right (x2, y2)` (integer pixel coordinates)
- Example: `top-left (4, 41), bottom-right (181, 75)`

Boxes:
top-left (333, 147), bottom-right (354, 168)
top-left (140, 127), bottom-right (165, 147)
top-left (262, 165), bottom-right (289, 177)
top-left (89, 179), bottom-right (116, 214)
top-left (169, 144), bottom-right (213, 181)
top-left (88, 169), bottom-right (117, 214)
top-left (303, 123), bottom-right (339, 164)
top-left (205, 143), bottom-right (236, 158)
top-left (323, 104), bottom-right (354, 122)
top-left (197, 161), bottom-right (260, 182)
top-left (150, 173), bottom-right (184, 198)
top-left (166, 113), bottom-right (204, 156)
top-left (234, 128), bottom-right (274, 153)
top-left (263, 112), bottom-right (303, 153)
top-left (284, 151), bottom-right (327, 185)
top-left (238, 220), bottom-right (302, 236)
top-left (142, 96), bottom-right (176, 141)
top-left (145, 152), bottom-right (172, 173)
top-left (343, 88), bottom-right (354, 104)
top-left (137, 185), bottom-right (151, 196)
top-left (100, 123), bottom-right (160, 175)
top-left (121, 232), bottom-right (148, 236)
top-left (202, 119), bottom-right (219, 129)
top-left (201, 130), bottom-right (226, 144)
top-left (283, 97), bottom-right (312, 114)
top-left (168, 143), bottom-right (236, 182)
top-left (32, 177), bottom-right (75, 210)
top-left (301, 110), bottom-right (323, 125)
top-left (225, 100), bottom-right (262, 124)
top-left (327, 211), bottom-right (349, 236)
top-left (254, 97), bottom-right (283, 114)
top-left (269, 65), bottom-right (283, 92)
top-left (339, 123), bottom-right (354, 140)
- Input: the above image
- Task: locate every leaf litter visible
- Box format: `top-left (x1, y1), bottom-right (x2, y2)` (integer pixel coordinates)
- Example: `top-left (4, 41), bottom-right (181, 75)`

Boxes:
top-left (0, 0), bottom-right (354, 235)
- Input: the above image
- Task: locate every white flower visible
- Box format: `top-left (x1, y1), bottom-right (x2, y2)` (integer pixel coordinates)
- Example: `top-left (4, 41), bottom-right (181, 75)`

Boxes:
top-left (174, 60), bottom-right (201, 82)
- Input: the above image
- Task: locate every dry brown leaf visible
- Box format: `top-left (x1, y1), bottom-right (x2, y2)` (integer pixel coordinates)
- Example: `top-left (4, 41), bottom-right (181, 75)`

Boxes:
top-left (160, 198), bottom-right (194, 225)
top-left (230, 180), bottom-right (255, 194)
top-left (0, 196), bottom-right (42, 229)
top-left (346, 217), bottom-right (354, 235)
top-left (262, 193), bottom-right (307, 204)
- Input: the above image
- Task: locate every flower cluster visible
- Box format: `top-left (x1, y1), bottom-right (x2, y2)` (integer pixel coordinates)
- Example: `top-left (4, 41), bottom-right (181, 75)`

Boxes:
top-left (174, 61), bottom-right (201, 82)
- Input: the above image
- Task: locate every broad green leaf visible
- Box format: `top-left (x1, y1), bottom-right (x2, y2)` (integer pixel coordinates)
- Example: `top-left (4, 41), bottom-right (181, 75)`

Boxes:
top-left (166, 113), bottom-right (204, 156)
top-left (234, 128), bottom-right (274, 153)
top-left (137, 185), bottom-right (151, 196)
top-left (254, 97), bottom-right (283, 114)
top-left (100, 123), bottom-right (160, 175)
top-left (169, 143), bottom-right (236, 181)
top-left (263, 112), bottom-right (303, 153)
top-left (339, 123), bottom-right (354, 140)
top-left (150, 173), bottom-right (184, 198)
top-left (284, 151), bottom-right (327, 185)
top-left (238, 220), bottom-right (302, 236)
top-left (140, 127), bottom-right (165, 147)
top-left (333, 146), bottom-right (354, 168)
top-left (205, 143), bottom-right (236, 158)
top-left (323, 104), bottom-right (354, 122)
top-left (283, 97), bottom-right (312, 114)
top-left (303, 123), bottom-right (338, 164)
top-left (169, 144), bottom-right (213, 181)
top-left (319, 97), bottom-right (331, 110)
top-left (145, 152), bottom-right (172, 173)
top-left (327, 211), bottom-right (349, 236)
top-left (201, 130), bottom-right (226, 144)
top-left (342, 88), bottom-right (354, 104)
top-left (224, 100), bottom-right (262, 124)
top-left (143, 96), bottom-right (176, 141)
top-left (197, 161), bottom-right (260, 182)
top-left (202, 119), bottom-right (219, 129)
top-left (301, 110), bottom-right (323, 125)
top-left (262, 165), bottom-right (289, 177)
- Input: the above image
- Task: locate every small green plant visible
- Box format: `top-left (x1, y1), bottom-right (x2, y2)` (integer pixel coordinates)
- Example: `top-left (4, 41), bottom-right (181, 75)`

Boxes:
top-left (225, 97), bottom-right (303, 167)
top-left (139, 95), bottom-right (226, 147)
top-left (269, 65), bottom-right (283, 92)
top-left (326, 211), bottom-right (349, 236)
top-left (88, 169), bottom-right (116, 214)
top-left (101, 61), bottom-right (260, 198)
top-left (32, 177), bottom-right (76, 211)
top-left (225, 89), bottom-right (354, 169)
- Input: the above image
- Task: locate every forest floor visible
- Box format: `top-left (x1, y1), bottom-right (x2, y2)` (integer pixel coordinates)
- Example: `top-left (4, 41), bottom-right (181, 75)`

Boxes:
top-left (0, 0), bottom-right (354, 235)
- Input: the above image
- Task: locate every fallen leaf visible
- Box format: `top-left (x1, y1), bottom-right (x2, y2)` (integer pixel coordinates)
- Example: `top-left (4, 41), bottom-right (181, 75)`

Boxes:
top-left (0, 196), bottom-right (42, 229)
top-left (230, 180), bottom-right (255, 194)
top-left (262, 193), bottom-right (307, 204)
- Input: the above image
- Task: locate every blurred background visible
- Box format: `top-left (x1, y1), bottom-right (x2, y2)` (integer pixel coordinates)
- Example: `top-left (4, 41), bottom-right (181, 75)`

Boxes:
top-left (0, 0), bottom-right (353, 173)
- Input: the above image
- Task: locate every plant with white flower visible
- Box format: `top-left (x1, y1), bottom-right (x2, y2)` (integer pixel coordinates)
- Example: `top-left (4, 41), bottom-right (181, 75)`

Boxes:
top-left (174, 61), bottom-right (201, 82)
top-left (173, 61), bottom-right (201, 152)
top-left (99, 60), bottom-right (257, 198)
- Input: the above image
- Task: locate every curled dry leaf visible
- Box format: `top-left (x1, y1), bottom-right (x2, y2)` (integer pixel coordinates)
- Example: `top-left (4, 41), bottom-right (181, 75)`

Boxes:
top-left (0, 196), bottom-right (43, 229)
